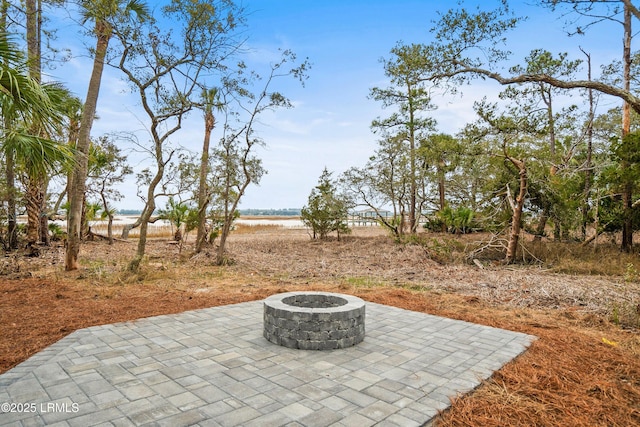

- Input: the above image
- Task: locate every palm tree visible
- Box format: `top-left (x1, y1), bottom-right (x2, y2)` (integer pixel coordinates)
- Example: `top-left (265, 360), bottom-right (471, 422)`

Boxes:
top-left (196, 87), bottom-right (224, 253)
top-left (16, 83), bottom-right (74, 250)
top-left (0, 32), bottom-right (73, 250)
top-left (66, 0), bottom-right (148, 270)
top-left (0, 32), bottom-right (60, 125)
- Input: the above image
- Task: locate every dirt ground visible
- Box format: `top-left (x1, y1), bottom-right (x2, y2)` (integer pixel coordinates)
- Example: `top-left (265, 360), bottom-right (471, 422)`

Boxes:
top-left (1, 226), bottom-right (639, 426)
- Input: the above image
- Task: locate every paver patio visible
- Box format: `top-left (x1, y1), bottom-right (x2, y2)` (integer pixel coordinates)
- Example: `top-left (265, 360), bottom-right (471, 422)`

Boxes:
top-left (0, 298), bottom-right (535, 426)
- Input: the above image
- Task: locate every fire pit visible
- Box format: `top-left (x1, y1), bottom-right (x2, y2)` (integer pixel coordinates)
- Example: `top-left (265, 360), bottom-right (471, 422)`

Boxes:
top-left (263, 292), bottom-right (365, 350)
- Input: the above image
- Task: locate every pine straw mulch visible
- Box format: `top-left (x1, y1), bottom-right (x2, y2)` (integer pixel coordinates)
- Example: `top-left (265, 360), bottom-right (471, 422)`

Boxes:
top-left (1, 227), bottom-right (639, 426)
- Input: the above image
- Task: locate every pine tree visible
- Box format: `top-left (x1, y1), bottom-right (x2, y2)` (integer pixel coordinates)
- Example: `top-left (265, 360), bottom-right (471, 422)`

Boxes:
top-left (301, 168), bottom-right (351, 240)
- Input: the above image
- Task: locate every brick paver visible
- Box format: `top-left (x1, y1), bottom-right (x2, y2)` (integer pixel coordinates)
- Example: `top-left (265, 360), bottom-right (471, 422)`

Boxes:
top-left (0, 299), bottom-right (535, 426)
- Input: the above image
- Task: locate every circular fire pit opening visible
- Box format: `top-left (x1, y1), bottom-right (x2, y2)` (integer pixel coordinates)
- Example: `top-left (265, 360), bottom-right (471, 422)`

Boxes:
top-left (263, 292), bottom-right (365, 350)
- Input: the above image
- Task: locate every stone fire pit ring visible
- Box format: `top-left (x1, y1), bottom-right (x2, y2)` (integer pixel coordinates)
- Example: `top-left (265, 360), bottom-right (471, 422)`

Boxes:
top-left (263, 292), bottom-right (365, 350)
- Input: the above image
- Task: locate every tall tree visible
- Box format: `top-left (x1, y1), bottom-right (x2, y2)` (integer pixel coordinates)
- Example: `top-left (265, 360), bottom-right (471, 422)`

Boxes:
top-left (419, 1), bottom-right (640, 110)
top-left (580, 48), bottom-right (596, 241)
top-left (1, 2), bottom-right (17, 250)
top-left (506, 50), bottom-right (581, 158)
top-left (544, 0), bottom-right (637, 248)
top-left (0, 33), bottom-right (72, 250)
top-left (86, 136), bottom-right (132, 244)
top-left (65, 0), bottom-right (148, 270)
top-left (24, 0), bottom-right (46, 249)
top-left (472, 99), bottom-right (544, 263)
top-left (499, 50), bottom-right (582, 240)
top-left (621, 2), bottom-right (634, 250)
top-left (370, 43), bottom-right (436, 234)
top-left (25, 0), bottom-right (40, 80)
top-left (421, 133), bottom-right (462, 224)
top-left (195, 87), bottom-right (223, 253)
top-left (600, 131), bottom-right (640, 239)
top-left (211, 50), bottom-right (309, 265)
top-left (109, 0), bottom-right (244, 272)
top-left (341, 135), bottom-right (412, 238)
top-left (23, 0), bottom-right (72, 248)
top-left (52, 95), bottom-right (83, 215)
top-left (414, 0), bottom-right (640, 249)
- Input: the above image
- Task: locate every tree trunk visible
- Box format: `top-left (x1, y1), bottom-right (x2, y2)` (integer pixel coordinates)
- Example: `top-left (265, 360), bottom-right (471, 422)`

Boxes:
top-left (216, 171), bottom-right (233, 265)
top-left (196, 110), bottom-right (214, 253)
top-left (216, 159), bottom-right (252, 265)
top-left (593, 189), bottom-right (600, 250)
top-left (581, 48), bottom-right (594, 242)
top-left (542, 86), bottom-right (556, 158)
top-left (437, 159), bottom-right (446, 232)
top-left (39, 204), bottom-right (49, 245)
top-left (26, 0), bottom-right (41, 82)
top-left (1, 2), bottom-right (15, 250)
top-left (127, 145), bottom-right (164, 272)
top-left (534, 207), bottom-right (549, 241)
top-left (5, 148), bottom-right (17, 250)
top-left (622, 182), bottom-right (633, 252)
top-left (107, 214), bottom-right (114, 244)
top-left (25, 0), bottom-right (45, 252)
top-left (121, 222), bottom-right (136, 239)
top-left (66, 22), bottom-right (111, 270)
top-left (0, 1), bottom-right (7, 31)
top-left (38, 176), bottom-right (50, 245)
top-left (621, 3), bottom-right (633, 252)
top-left (100, 189), bottom-right (114, 245)
top-left (216, 221), bottom-right (231, 265)
top-left (80, 197), bottom-right (89, 240)
top-left (25, 177), bottom-right (43, 248)
top-left (408, 82), bottom-right (417, 234)
top-left (128, 202), bottom-right (155, 272)
top-left (505, 157), bottom-right (527, 264)
top-left (128, 213), bottom-right (150, 272)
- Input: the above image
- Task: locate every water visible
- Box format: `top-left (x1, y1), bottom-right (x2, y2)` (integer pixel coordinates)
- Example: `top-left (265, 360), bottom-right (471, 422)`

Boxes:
top-left (235, 218), bottom-right (304, 228)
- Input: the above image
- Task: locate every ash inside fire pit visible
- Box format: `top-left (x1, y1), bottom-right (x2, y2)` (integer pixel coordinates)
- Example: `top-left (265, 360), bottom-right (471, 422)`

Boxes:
top-left (282, 294), bottom-right (347, 308)
top-left (263, 292), bottom-right (365, 350)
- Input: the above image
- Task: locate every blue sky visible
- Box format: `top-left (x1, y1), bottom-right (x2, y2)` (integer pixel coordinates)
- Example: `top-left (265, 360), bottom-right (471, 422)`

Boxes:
top-left (47, 0), bottom-right (624, 210)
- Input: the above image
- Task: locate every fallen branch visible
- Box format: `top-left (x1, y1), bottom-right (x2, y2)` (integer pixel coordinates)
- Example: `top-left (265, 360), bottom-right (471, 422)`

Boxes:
top-left (472, 259), bottom-right (485, 269)
top-left (581, 230), bottom-right (603, 247)
top-left (87, 231), bottom-right (131, 243)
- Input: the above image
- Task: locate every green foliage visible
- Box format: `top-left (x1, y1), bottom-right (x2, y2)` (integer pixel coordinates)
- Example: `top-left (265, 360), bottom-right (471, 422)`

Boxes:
top-left (158, 197), bottom-right (191, 242)
top-left (597, 131), bottom-right (640, 234)
top-left (624, 262), bottom-right (638, 283)
top-left (206, 210), bottom-right (239, 244)
top-left (609, 132), bottom-right (640, 182)
top-left (184, 207), bottom-right (200, 234)
top-left (301, 168), bottom-right (351, 240)
top-left (427, 206), bottom-right (476, 234)
top-left (611, 264), bottom-right (640, 329)
top-left (87, 136), bottom-right (132, 206)
top-left (0, 33), bottom-right (75, 179)
top-left (610, 301), bottom-right (640, 329)
top-left (84, 202), bottom-right (104, 222)
top-left (343, 276), bottom-right (386, 289)
top-left (367, 44), bottom-right (437, 235)
top-left (48, 223), bottom-right (66, 241)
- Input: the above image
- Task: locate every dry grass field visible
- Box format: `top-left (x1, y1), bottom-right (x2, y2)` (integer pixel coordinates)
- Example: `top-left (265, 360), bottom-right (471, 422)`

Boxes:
top-left (1, 223), bottom-right (639, 426)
